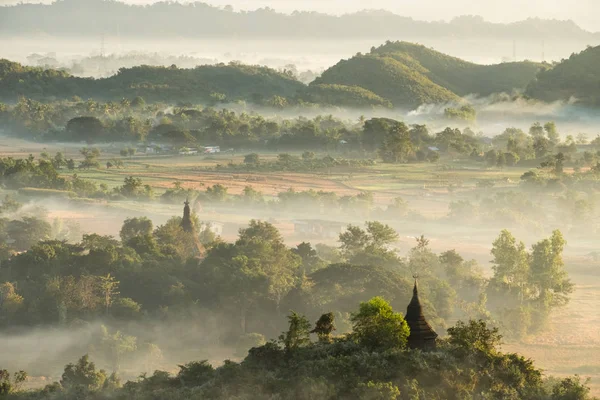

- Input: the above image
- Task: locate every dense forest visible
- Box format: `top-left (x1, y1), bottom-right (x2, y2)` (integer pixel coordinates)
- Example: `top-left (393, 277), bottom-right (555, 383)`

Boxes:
top-left (0, 0), bottom-right (598, 42)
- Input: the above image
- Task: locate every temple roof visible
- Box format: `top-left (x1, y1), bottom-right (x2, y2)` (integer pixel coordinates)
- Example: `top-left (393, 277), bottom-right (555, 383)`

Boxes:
top-left (405, 279), bottom-right (438, 342)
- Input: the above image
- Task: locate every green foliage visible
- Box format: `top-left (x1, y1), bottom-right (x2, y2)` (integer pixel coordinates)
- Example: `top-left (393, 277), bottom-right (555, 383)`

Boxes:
top-left (279, 311), bottom-right (312, 352)
top-left (176, 361), bottom-right (215, 388)
top-left (350, 297), bottom-right (409, 351)
top-left (339, 222), bottom-right (400, 268)
top-left (444, 104), bottom-right (476, 121)
top-left (487, 230), bottom-right (573, 337)
top-left (527, 45), bottom-right (600, 106)
top-left (447, 319), bottom-right (502, 353)
top-left (0, 370), bottom-right (27, 395)
top-left (60, 355), bottom-right (107, 391)
top-left (120, 217), bottom-right (153, 243)
top-left (311, 313), bottom-right (336, 343)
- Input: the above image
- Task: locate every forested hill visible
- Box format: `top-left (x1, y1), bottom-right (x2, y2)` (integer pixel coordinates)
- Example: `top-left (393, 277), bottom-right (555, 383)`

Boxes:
top-left (0, 0), bottom-right (598, 41)
top-left (0, 42), bottom-right (549, 108)
top-left (313, 42), bottom-right (546, 108)
top-left (0, 60), bottom-right (305, 105)
top-left (526, 45), bottom-right (600, 107)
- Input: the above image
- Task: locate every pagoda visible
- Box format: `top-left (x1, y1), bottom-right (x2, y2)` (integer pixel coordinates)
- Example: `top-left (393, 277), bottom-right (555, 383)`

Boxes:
top-left (405, 278), bottom-right (438, 350)
top-left (180, 199), bottom-right (194, 233)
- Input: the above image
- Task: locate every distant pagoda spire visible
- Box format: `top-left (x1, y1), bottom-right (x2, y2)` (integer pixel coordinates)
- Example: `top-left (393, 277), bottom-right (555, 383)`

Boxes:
top-left (405, 275), bottom-right (438, 350)
top-left (180, 198), bottom-right (193, 233)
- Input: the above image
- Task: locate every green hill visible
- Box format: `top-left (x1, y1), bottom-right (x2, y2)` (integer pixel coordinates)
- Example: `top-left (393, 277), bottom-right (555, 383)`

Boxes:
top-left (314, 41), bottom-right (546, 108)
top-left (0, 60), bottom-right (305, 104)
top-left (526, 45), bottom-right (600, 106)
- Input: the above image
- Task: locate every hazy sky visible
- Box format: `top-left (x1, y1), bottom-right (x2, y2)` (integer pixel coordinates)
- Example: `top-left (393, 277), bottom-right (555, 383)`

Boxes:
top-left (0, 0), bottom-right (598, 31)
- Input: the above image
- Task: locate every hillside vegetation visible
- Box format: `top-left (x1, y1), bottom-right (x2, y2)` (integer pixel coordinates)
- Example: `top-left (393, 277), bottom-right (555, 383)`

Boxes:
top-left (526, 45), bottom-right (600, 106)
top-left (314, 41), bottom-right (546, 108)
top-left (0, 60), bottom-right (304, 104)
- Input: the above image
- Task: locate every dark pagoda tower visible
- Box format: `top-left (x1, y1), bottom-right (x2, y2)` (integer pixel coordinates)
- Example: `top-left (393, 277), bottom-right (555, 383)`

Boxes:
top-left (405, 278), bottom-right (438, 350)
top-left (180, 199), bottom-right (193, 233)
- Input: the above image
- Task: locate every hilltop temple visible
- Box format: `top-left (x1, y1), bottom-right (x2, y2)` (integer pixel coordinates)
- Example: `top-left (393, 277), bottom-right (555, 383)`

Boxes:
top-left (405, 279), bottom-right (438, 350)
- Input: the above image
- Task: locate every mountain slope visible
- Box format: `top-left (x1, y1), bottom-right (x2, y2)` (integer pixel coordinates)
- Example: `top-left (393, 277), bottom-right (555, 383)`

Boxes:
top-left (526, 45), bottom-right (600, 106)
top-left (371, 41), bottom-right (546, 96)
top-left (313, 42), bottom-right (546, 108)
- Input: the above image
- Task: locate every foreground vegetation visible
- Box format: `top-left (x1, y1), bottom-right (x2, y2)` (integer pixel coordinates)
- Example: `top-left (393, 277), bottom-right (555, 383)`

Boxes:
top-left (2, 303), bottom-right (595, 400)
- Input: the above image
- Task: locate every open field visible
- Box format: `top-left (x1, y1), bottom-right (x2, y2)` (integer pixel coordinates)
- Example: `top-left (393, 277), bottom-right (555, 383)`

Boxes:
top-left (504, 265), bottom-right (600, 395)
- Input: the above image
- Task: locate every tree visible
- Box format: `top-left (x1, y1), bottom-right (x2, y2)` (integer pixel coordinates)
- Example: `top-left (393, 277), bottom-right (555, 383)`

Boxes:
top-left (61, 355), bottom-right (107, 391)
top-left (177, 361), bottom-right (215, 388)
top-left (119, 217), bottom-right (153, 244)
top-left (53, 152), bottom-right (66, 169)
top-left (79, 147), bottom-right (101, 169)
top-left (529, 230), bottom-right (573, 309)
top-left (484, 149), bottom-right (497, 167)
top-left (490, 230), bottom-right (529, 300)
top-left (205, 184), bottom-right (228, 202)
top-left (98, 274), bottom-right (120, 315)
top-left (544, 122), bottom-right (560, 143)
top-left (533, 136), bottom-right (552, 159)
top-left (379, 123), bottom-right (413, 163)
top-left (311, 312), bottom-right (336, 343)
top-left (529, 122), bottom-right (545, 137)
top-left (279, 311), bottom-right (311, 352)
top-left (339, 222), bottom-right (400, 268)
top-left (447, 319), bottom-right (502, 354)
top-left (118, 176), bottom-right (152, 199)
top-left (244, 153), bottom-right (260, 165)
top-left (241, 186), bottom-right (264, 205)
top-left (551, 376), bottom-right (592, 400)
top-left (0, 370), bottom-right (27, 395)
top-left (99, 326), bottom-right (137, 372)
top-left (350, 297), bottom-right (409, 351)
top-left (67, 116), bottom-right (105, 142)
top-left (292, 242), bottom-right (323, 273)
top-left (6, 217), bottom-right (51, 251)
top-left (0, 282), bottom-right (24, 322)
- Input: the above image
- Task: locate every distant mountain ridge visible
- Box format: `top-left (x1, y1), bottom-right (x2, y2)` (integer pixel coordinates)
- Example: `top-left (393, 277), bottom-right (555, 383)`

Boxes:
top-left (0, 0), bottom-right (598, 41)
